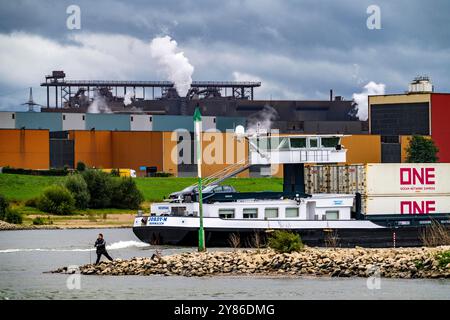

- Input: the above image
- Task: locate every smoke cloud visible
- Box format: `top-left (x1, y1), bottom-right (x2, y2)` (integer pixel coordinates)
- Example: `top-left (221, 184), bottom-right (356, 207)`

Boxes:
top-left (352, 81), bottom-right (385, 121)
top-left (123, 91), bottom-right (133, 106)
top-left (247, 104), bottom-right (279, 135)
top-left (87, 90), bottom-right (112, 114)
top-left (149, 36), bottom-right (194, 97)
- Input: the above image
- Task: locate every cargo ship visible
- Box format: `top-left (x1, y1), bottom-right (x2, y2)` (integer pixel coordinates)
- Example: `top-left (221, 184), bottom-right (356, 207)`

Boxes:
top-left (133, 134), bottom-right (450, 247)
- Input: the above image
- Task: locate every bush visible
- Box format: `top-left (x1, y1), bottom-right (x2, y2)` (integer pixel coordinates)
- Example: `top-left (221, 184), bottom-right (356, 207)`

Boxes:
top-left (268, 230), bottom-right (304, 253)
top-left (110, 177), bottom-right (144, 209)
top-left (25, 197), bottom-right (39, 208)
top-left (154, 172), bottom-right (173, 177)
top-left (65, 174), bottom-right (90, 209)
top-left (0, 194), bottom-right (8, 221)
top-left (5, 208), bottom-right (23, 224)
top-left (82, 170), bottom-right (113, 208)
top-left (38, 185), bottom-right (75, 215)
top-left (2, 167), bottom-right (70, 176)
top-left (110, 168), bottom-right (120, 177)
top-left (435, 250), bottom-right (450, 269)
top-left (76, 161), bottom-right (87, 172)
top-left (32, 216), bottom-right (52, 225)
top-left (32, 216), bottom-right (45, 225)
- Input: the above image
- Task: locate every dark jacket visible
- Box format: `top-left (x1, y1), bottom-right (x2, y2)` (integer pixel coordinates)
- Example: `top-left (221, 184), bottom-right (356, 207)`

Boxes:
top-left (95, 238), bottom-right (107, 253)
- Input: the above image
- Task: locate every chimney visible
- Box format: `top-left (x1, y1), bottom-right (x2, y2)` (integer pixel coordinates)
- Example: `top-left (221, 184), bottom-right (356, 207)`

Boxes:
top-left (329, 89), bottom-right (333, 101)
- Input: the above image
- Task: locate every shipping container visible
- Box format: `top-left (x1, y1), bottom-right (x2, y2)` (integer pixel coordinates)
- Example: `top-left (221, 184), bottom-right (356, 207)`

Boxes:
top-left (363, 195), bottom-right (450, 215)
top-left (305, 163), bottom-right (450, 196)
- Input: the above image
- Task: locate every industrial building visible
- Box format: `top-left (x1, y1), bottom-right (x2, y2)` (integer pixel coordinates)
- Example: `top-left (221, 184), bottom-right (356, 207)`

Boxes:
top-left (369, 76), bottom-right (450, 162)
top-left (0, 74), bottom-right (448, 176)
top-left (0, 128), bottom-right (417, 177)
top-left (37, 71), bottom-right (364, 135)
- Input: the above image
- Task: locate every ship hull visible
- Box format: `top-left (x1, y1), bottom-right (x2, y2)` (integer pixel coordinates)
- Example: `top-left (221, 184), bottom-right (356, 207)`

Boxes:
top-left (132, 225), bottom-right (432, 248)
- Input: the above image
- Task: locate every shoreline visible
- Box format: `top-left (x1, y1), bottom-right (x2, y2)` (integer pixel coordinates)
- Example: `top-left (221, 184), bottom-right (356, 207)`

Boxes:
top-left (52, 247), bottom-right (450, 279)
top-left (0, 221), bottom-right (132, 231)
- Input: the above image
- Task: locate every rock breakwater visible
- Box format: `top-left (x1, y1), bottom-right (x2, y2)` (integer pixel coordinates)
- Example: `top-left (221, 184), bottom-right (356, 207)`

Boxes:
top-left (52, 247), bottom-right (450, 279)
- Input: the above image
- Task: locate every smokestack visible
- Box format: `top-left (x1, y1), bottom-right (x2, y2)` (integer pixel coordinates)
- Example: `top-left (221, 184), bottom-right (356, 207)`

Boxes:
top-left (330, 89), bottom-right (333, 102)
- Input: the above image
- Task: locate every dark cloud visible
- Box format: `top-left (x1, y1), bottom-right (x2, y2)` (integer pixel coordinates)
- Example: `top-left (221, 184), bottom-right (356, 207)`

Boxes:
top-left (0, 0), bottom-right (449, 110)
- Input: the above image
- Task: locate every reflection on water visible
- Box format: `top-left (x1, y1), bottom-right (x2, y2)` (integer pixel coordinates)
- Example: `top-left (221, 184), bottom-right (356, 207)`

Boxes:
top-left (0, 229), bottom-right (449, 300)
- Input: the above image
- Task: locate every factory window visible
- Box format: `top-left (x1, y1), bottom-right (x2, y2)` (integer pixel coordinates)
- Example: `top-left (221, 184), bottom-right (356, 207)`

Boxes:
top-left (325, 210), bottom-right (339, 220)
top-left (63, 115), bottom-right (66, 120)
top-left (149, 116), bottom-right (152, 122)
top-left (243, 208), bottom-right (258, 219)
top-left (264, 208), bottom-right (278, 219)
top-left (219, 209), bottom-right (235, 219)
top-left (82, 115), bottom-right (85, 120)
top-left (285, 207), bottom-right (299, 218)
top-left (12, 114), bottom-right (15, 119)
top-left (131, 116), bottom-right (134, 122)
top-left (213, 118), bottom-right (216, 123)
top-left (290, 138), bottom-right (306, 148)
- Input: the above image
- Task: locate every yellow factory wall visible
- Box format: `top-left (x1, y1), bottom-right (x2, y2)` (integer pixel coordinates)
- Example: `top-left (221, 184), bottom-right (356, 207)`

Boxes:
top-left (111, 131), bottom-right (164, 176)
top-left (70, 131), bottom-right (168, 177)
top-left (200, 132), bottom-right (249, 178)
top-left (341, 135), bottom-right (381, 164)
top-left (162, 131), bottom-right (178, 177)
top-left (0, 129), bottom-right (49, 169)
top-left (69, 130), bottom-right (113, 169)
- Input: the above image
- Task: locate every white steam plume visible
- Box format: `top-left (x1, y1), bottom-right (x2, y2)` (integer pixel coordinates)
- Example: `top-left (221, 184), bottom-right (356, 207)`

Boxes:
top-left (124, 91), bottom-right (133, 106)
top-left (247, 104), bottom-right (279, 135)
top-left (149, 36), bottom-right (194, 97)
top-left (352, 81), bottom-right (385, 121)
top-left (87, 90), bottom-right (112, 114)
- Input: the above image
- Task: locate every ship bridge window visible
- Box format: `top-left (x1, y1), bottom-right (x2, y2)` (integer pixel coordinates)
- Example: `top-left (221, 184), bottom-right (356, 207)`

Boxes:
top-left (290, 138), bottom-right (306, 148)
top-left (219, 209), bottom-right (235, 219)
top-left (285, 207), bottom-right (299, 218)
top-left (321, 137), bottom-right (340, 148)
top-left (308, 138), bottom-right (319, 148)
top-left (264, 208), bottom-right (279, 219)
top-left (253, 137), bottom-right (289, 151)
top-left (325, 210), bottom-right (339, 220)
top-left (243, 208), bottom-right (258, 219)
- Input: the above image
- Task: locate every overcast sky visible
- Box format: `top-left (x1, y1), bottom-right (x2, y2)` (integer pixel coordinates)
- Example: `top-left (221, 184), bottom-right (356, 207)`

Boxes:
top-left (0, 0), bottom-right (449, 111)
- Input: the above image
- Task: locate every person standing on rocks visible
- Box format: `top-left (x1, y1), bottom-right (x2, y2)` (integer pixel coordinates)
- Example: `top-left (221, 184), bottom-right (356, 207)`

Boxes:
top-left (94, 233), bottom-right (113, 265)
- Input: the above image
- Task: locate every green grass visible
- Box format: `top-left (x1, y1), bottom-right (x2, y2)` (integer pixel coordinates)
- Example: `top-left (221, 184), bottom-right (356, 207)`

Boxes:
top-left (0, 173), bottom-right (283, 203)
top-left (0, 174), bottom-right (65, 201)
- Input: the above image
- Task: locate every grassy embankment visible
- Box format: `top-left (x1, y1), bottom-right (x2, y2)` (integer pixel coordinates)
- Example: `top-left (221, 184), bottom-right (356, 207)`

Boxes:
top-left (0, 173), bottom-right (282, 228)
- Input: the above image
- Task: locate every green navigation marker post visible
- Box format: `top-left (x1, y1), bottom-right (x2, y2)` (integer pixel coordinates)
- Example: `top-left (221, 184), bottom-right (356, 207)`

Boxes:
top-left (193, 106), bottom-right (206, 252)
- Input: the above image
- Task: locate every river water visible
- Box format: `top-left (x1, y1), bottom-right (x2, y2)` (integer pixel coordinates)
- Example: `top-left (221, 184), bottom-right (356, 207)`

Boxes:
top-left (0, 228), bottom-right (449, 300)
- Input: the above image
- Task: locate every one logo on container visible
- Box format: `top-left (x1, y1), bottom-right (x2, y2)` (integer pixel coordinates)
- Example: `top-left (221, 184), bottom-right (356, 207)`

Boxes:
top-left (399, 168), bottom-right (436, 191)
top-left (400, 200), bottom-right (435, 214)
